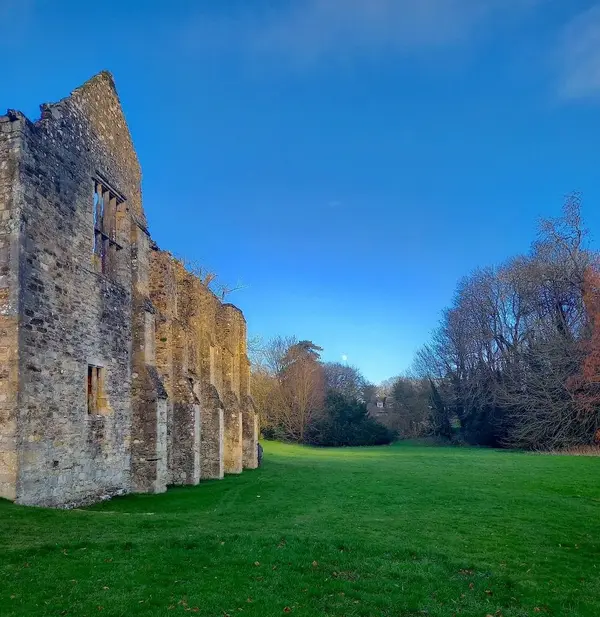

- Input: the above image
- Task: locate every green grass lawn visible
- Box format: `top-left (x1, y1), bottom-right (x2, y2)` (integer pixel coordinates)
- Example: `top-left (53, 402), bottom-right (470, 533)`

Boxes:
top-left (1, 442), bottom-right (600, 617)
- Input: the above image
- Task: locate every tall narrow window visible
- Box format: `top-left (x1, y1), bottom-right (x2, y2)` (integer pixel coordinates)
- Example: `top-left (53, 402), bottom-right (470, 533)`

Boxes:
top-left (209, 345), bottom-right (216, 388)
top-left (93, 180), bottom-right (124, 275)
top-left (87, 365), bottom-right (107, 414)
top-left (233, 351), bottom-right (240, 395)
top-left (144, 311), bottom-right (156, 365)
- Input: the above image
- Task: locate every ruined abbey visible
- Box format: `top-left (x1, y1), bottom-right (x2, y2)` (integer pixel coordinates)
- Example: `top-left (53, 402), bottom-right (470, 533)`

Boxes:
top-left (0, 72), bottom-right (258, 507)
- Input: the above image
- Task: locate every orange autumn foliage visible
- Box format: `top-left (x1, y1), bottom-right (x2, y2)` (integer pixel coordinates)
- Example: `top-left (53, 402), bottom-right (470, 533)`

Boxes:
top-left (581, 266), bottom-right (600, 382)
top-left (568, 266), bottom-right (600, 416)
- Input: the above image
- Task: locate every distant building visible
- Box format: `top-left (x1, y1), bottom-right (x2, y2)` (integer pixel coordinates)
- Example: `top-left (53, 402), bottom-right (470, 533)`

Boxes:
top-left (367, 395), bottom-right (395, 422)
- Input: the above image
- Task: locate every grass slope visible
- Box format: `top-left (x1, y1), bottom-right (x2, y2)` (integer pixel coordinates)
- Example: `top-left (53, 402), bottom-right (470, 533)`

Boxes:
top-left (1, 442), bottom-right (600, 617)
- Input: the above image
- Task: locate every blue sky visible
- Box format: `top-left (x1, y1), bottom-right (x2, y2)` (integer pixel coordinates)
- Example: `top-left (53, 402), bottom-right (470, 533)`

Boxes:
top-left (2, 0), bottom-right (600, 383)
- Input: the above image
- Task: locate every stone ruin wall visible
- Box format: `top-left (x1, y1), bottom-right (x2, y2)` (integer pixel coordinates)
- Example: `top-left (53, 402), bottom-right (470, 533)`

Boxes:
top-left (0, 112), bottom-right (21, 501)
top-left (149, 252), bottom-right (257, 487)
top-left (0, 72), bottom-right (258, 507)
top-left (1, 76), bottom-right (137, 507)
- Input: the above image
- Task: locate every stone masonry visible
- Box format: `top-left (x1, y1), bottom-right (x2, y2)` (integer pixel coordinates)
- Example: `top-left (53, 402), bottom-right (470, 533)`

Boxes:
top-left (0, 72), bottom-right (258, 507)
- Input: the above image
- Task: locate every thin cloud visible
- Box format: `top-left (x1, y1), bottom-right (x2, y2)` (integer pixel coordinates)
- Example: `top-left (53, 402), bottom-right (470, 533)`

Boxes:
top-left (559, 4), bottom-right (600, 100)
top-left (184, 0), bottom-right (543, 64)
top-left (258, 0), bottom-right (538, 58)
top-left (182, 0), bottom-right (547, 64)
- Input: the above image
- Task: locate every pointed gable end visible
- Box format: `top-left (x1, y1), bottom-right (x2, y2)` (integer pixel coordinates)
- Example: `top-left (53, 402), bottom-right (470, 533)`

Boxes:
top-left (38, 71), bottom-right (146, 226)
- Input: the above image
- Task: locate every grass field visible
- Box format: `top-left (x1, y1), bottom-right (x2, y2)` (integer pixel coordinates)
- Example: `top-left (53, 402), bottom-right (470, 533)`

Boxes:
top-left (1, 442), bottom-right (600, 617)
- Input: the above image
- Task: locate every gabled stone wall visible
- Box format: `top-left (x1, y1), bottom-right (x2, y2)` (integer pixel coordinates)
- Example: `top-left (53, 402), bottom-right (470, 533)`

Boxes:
top-left (9, 75), bottom-right (136, 507)
top-left (0, 72), bottom-right (258, 507)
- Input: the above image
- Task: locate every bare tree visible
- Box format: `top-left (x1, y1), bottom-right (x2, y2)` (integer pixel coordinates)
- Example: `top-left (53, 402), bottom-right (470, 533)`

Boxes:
top-left (174, 255), bottom-right (246, 299)
top-left (250, 365), bottom-right (280, 431)
top-left (174, 256), bottom-right (218, 287)
top-left (323, 362), bottom-right (370, 402)
top-left (250, 336), bottom-right (325, 441)
top-left (216, 281), bottom-right (247, 300)
top-left (389, 377), bottom-right (432, 438)
top-left (249, 336), bottom-right (297, 431)
top-left (278, 344), bottom-right (325, 441)
top-left (377, 376), bottom-right (399, 398)
top-left (412, 195), bottom-right (600, 449)
top-left (253, 335), bottom-right (299, 375)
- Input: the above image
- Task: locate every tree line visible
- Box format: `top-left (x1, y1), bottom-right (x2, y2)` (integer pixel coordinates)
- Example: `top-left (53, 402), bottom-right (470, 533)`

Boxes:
top-left (385, 195), bottom-right (600, 450)
top-left (250, 338), bottom-right (394, 447)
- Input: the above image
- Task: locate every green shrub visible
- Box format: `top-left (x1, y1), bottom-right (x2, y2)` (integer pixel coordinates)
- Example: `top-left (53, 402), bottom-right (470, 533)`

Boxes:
top-left (305, 392), bottom-right (396, 447)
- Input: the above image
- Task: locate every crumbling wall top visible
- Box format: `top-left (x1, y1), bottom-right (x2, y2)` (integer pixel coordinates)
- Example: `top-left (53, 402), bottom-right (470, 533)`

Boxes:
top-left (38, 71), bottom-right (119, 121)
top-left (222, 303), bottom-right (246, 322)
